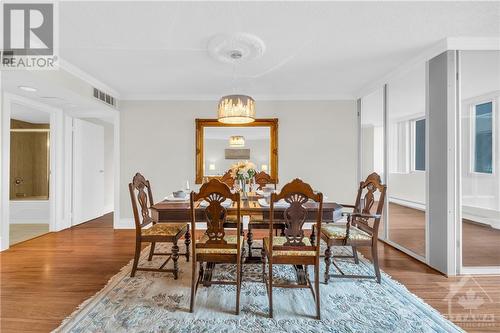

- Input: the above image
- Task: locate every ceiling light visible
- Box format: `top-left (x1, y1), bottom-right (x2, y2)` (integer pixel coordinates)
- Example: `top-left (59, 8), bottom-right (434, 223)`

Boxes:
top-left (18, 85), bottom-right (37, 92)
top-left (229, 135), bottom-right (245, 148)
top-left (217, 95), bottom-right (255, 124)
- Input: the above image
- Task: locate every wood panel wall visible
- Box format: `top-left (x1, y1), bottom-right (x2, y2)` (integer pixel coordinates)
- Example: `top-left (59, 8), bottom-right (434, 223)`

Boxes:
top-left (10, 119), bottom-right (50, 200)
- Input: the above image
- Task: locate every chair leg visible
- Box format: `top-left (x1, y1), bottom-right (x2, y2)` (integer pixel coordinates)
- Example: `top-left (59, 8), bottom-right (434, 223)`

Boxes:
top-left (371, 242), bottom-right (381, 283)
top-left (189, 260), bottom-right (198, 313)
top-left (236, 256), bottom-right (242, 315)
top-left (172, 241), bottom-right (180, 280)
top-left (315, 263), bottom-right (321, 320)
top-left (310, 225), bottom-right (316, 245)
top-left (148, 242), bottom-right (156, 261)
top-left (352, 245), bottom-right (359, 264)
top-left (261, 248), bottom-right (266, 283)
top-left (268, 261), bottom-right (273, 318)
top-left (130, 239), bottom-right (141, 277)
top-left (324, 245), bottom-right (331, 284)
top-left (184, 225), bottom-right (191, 262)
top-left (247, 226), bottom-right (253, 257)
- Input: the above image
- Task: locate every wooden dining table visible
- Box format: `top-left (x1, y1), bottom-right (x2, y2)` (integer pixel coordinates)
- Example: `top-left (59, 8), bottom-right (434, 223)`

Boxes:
top-left (151, 193), bottom-right (343, 284)
top-left (151, 193), bottom-right (343, 224)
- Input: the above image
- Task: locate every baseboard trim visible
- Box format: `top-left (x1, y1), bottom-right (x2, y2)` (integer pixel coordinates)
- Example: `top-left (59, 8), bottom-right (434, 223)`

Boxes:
top-left (389, 197), bottom-right (426, 211)
top-left (114, 218), bottom-right (135, 229)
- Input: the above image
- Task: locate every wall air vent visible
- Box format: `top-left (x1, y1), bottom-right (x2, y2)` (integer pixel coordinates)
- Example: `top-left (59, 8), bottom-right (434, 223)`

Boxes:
top-left (93, 87), bottom-right (116, 107)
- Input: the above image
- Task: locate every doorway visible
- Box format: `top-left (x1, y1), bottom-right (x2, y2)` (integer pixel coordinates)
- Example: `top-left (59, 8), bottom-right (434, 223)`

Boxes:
top-left (8, 101), bottom-right (54, 245)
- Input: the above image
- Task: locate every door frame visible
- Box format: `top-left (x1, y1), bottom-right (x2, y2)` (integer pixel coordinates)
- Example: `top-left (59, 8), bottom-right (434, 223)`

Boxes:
top-left (1, 93), bottom-right (66, 250)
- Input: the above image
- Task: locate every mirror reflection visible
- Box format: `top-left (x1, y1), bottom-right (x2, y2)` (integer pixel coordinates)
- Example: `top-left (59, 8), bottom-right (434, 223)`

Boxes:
top-left (203, 127), bottom-right (271, 177)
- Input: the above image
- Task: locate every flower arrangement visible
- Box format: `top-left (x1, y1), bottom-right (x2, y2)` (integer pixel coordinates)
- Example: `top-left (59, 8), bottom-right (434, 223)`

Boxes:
top-left (230, 160), bottom-right (257, 181)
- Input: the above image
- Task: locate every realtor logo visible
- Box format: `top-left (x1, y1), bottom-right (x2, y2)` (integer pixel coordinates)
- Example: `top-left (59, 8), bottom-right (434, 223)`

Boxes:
top-left (1, 2), bottom-right (57, 69)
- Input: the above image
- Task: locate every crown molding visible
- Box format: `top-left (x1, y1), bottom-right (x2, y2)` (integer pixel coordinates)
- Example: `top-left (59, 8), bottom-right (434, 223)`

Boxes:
top-left (58, 58), bottom-right (121, 99)
top-left (356, 37), bottom-right (500, 98)
top-left (121, 93), bottom-right (355, 101)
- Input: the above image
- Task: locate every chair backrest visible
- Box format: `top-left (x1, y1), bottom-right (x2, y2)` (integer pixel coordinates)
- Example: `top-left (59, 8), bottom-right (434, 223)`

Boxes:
top-left (129, 172), bottom-right (155, 231)
top-left (352, 172), bottom-right (387, 235)
top-left (254, 171), bottom-right (277, 190)
top-left (190, 179), bottom-right (241, 253)
top-left (219, 169), bottom-right (235, 189)
top-left (269, 178), bottom-right (323, 255)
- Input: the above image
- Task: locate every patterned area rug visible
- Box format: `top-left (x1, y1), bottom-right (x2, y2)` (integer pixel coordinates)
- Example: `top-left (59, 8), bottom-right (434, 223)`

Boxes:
top-left (55, 243), bottom-right (464, 333)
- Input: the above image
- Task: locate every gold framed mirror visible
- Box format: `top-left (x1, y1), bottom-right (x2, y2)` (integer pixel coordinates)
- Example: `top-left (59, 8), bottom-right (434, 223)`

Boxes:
top-left (195, 118), bottom-right (278, 184)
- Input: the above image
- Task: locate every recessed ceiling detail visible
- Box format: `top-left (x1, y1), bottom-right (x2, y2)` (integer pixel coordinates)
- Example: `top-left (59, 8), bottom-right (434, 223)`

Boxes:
top-left (207, 33), bottom-right (266, 64)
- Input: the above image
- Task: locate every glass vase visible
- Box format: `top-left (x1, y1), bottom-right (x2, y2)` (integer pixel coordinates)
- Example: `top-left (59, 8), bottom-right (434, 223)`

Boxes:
top-left (240, 178), bottom-right (248, 200)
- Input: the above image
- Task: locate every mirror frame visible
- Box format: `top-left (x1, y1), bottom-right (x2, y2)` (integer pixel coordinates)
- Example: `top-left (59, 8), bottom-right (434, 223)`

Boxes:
top-left (195, 118), bottom-right (278, 184)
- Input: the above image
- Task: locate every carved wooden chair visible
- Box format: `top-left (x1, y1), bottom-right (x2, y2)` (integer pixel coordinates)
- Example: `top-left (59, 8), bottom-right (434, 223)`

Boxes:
top-left (129, 173), bottom-right (190, 279)
top-left (261, 178), bottom-right (323, 319)
top-left (320, 172), bottom-right (386, 283)
top-left (247, 171), bottom-right (283, 258)
top-left (189, 179), bottom-right (244, 315)
top-left (254, 171), bottom-right (277, 190)
top-left (219, 169), bottom-right (235, 189)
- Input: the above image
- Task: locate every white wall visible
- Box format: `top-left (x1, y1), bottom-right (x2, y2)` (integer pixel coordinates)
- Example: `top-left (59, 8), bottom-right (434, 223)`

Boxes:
top-left (119, 100), bottom-right (357, 225)
top-left (10, 201), bottom-right (50, 224)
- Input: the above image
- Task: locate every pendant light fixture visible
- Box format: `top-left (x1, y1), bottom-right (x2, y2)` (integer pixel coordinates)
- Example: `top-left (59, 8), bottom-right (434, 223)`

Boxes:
top-left (218, 95), bottom-right (255, 124)
top-left (229, 135), bottom-right (245, 147)
top-left (217, 49), bottom-right (256, 124)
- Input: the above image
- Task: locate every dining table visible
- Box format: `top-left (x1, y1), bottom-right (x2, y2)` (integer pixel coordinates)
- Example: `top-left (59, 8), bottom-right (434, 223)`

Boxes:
top-left (151, 192), bottom-right (343, 284)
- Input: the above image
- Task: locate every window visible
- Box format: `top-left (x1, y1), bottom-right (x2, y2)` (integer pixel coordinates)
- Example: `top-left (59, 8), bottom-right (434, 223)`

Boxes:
top-left (414, 118), bottom-right (426, 171)
top-left (473, 101), bottom-right (493, 174)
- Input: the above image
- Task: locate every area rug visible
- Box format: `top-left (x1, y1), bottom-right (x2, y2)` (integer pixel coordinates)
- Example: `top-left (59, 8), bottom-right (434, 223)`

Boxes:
top-left (55, 243), bottom-right (464, 333)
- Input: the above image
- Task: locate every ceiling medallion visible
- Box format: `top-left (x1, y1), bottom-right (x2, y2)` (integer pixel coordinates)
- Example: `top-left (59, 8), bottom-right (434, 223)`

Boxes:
top-left (207, 33), bottom-right (266, 64)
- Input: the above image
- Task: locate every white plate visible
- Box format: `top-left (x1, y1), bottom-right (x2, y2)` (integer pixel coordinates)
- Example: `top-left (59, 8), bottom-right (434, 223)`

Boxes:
top-left (199, 199), bottom-right (232, 208)
top-left (164, 195), bottom-right (189, 202)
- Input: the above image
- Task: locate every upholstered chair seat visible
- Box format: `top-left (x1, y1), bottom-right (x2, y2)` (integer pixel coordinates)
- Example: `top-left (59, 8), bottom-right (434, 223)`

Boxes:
top-left (142, 223), bottom-right (188, 237)
top-left (196, 235), bottom-right (244, 254)
top-left (263, 236), bottom-right (316, 256)
top-left (321, 224), bottom-right (372, 242)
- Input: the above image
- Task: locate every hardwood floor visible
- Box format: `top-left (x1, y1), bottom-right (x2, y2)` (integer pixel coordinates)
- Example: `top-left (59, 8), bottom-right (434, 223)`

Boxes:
top-left (1, 213), bottom-right (499, 332)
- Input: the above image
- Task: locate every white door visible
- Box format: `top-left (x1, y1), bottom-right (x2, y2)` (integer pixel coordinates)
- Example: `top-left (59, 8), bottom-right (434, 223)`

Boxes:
top-left (72, 119), bottom-right (105, 225)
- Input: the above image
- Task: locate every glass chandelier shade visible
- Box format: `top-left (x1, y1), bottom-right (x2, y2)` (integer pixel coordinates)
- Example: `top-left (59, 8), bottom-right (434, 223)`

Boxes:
top-left (217, 95), bottom-right (256, 124)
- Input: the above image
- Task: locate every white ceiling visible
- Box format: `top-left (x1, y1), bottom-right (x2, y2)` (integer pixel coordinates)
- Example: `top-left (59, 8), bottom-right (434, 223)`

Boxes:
top-left (3, 70), bottom-right (117, 122)
top-left (59, 1), bottom-right (500, 100)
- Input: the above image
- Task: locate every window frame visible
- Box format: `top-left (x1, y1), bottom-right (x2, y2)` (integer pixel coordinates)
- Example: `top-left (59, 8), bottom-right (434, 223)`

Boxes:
top-left (410, 116), bottom-right (426, 173)
top-left (469, 98), bottom-right (496, 176)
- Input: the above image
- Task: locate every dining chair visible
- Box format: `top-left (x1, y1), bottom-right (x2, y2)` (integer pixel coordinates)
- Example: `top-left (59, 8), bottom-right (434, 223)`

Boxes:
top-left (129, 172), bottom-right (190, 279)
top-left (261, 178), bottom-right (323, 319)
top-left (189, 179), bottom-right (244, 315)
top-left (247, 171), bottom-right (283, 257)
top-left (219, 169), bottom-right (235, 189)
top-left (320, 172), bottom-right (386, 283)
top-left (254, 171), bottom-right (277, 190)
